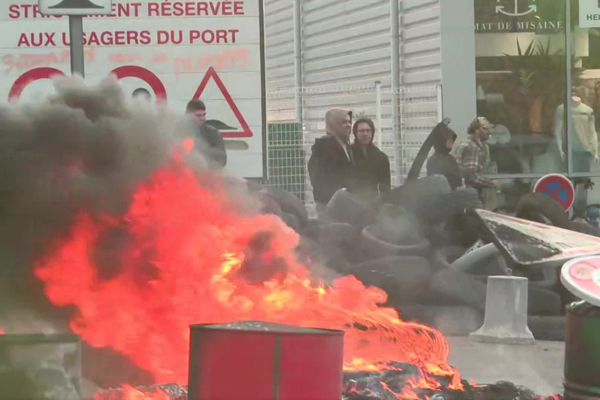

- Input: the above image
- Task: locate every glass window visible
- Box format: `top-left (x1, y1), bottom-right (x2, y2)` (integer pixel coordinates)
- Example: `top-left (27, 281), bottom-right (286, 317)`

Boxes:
top-left (474, 0), bottom-right (567, 175)
top-left (569, 0), bottom-right (600, 176)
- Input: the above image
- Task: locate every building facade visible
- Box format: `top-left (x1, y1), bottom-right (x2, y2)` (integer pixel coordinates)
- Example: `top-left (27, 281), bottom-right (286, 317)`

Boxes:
top-left (265, 0), bottom-right (600, 213)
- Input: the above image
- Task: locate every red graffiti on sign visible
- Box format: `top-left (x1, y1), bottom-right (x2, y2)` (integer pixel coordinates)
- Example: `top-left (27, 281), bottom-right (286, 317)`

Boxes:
top-left (8, 66), bottom-right (254, 139)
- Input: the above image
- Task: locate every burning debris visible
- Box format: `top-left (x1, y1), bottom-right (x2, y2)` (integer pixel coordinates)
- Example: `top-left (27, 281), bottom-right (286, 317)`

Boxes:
top-left (0, 78), bottom-right (567, 400)
top-left (94, 379), bottom-right (563, 400)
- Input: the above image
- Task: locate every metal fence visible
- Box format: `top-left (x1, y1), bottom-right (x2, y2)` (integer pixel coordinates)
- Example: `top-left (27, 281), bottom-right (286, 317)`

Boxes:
top-left (265, 84), bottom-right (442, 212)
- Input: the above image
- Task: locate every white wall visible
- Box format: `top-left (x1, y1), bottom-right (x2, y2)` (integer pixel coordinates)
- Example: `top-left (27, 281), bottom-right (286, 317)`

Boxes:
top-left (264, 0), bottom-right (296, 122)
top-left (440, 0), bottom-right (477, 137)
top-left (263, 0), bottom-right (449, 197)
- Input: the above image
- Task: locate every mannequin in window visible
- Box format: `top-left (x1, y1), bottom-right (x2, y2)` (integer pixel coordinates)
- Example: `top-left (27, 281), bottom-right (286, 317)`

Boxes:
top-left (555, 88), bottom-right (599, 218)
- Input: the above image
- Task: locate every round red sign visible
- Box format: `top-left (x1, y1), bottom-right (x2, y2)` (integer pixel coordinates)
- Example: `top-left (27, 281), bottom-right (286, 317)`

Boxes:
top-left (562, 256), bottom-right (600, 306)
top-left (533, 173), bottom-right (575, 211)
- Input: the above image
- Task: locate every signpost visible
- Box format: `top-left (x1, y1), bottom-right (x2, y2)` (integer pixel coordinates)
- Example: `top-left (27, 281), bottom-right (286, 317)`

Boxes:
top-left (4, 0), bottom-right (267, 179)
top-left (533, 173), bottom-right (575, 212)
top-left (38, 0), bottom-right (113, 76)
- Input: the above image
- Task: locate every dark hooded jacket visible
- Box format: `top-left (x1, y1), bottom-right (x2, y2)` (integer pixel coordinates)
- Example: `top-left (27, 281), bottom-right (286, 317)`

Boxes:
top-left (426, 125), bottom-right (462, 190)
top-left (308, 135), bottom-right (354, 204)
top-left (308, 109), bottom-right (355, 204)
top-left (350, 134), bottom-right (391, 201)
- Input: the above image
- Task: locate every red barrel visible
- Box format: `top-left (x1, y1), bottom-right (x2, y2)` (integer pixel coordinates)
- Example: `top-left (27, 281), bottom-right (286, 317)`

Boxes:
top-left (188, 321), bottom-right (344, 400)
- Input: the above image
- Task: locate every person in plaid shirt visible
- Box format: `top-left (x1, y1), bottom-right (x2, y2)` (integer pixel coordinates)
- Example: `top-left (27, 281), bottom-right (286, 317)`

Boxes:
top-left (454, 117), bottom-right (497, 195)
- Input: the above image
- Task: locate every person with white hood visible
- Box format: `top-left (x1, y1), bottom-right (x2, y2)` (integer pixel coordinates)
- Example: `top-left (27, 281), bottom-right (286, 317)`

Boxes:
top-left (308, 109), bottom-right (354, 209)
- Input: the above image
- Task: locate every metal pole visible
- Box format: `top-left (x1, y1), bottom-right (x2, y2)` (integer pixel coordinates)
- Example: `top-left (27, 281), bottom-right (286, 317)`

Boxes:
top-left (375, 80), bottom-right (382, 148)
top-left (69, 15), bottom-right (85, 77)
top-left (565, 0), bottom-right (573, 176)
top-left (293, 0), bottom-right (303, 125)
top-left (436, 83), bottom-right (443, 121)
top-left (391, 0), bottom-right (401, 182)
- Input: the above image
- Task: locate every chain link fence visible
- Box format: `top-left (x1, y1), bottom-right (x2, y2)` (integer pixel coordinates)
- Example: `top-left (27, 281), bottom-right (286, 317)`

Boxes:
top-left (265, 85), bottom-right (441, 211)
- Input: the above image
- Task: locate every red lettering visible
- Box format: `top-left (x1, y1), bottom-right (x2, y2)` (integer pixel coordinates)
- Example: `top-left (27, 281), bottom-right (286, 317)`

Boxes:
top-left (21, 4), bottom-right (32, 18)
top-left (140, 31), bottom-right (151, 45)
top-left (160, 1), bottom-right (171, 16)
top-left (8, 4), bottom-right (20, 19)
top-left (216, 30), bottom-right (229, 44)
top-left (147, 2), bottom-right (159, 16)
top-left (188, 29), bottom-right (239, 45)
top-left (7, 3), bottom-right (63, 19)
top-left (32, 5), bottom-right (44, 18)
top-left (234, 1), bottom-right (244, 15)
top-left (196, 2), bottom-right (208, 15)
top-left (126, 31), bottom-right (137, 44)
top-left (144, 1), bottom-right (244, 17)
top-left (17, 33), bottom-right (55, 47)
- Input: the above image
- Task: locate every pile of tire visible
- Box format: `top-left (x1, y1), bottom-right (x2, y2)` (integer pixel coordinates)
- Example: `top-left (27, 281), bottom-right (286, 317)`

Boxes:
top-left (256, 176), bottom-right (569, 338)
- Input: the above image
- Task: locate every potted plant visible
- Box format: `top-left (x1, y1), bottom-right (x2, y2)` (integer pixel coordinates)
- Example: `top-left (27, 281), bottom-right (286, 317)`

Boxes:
top-left (504, 38), bottom-right (570, 135)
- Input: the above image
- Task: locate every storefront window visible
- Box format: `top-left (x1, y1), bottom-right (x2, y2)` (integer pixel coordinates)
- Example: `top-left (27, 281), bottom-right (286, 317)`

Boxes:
top-left (474, 0), bottom-right (567, 175)
top-left (570, 0), bottom-right (600, 176)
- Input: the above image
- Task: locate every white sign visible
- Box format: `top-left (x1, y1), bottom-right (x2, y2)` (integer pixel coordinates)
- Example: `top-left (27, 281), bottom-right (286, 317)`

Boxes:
top-left (580, 0), bottom-right (600, 28)
top-left (0, 0), bottom-right (266, 179)
top-left (40, 0), bottom-right (113, 16)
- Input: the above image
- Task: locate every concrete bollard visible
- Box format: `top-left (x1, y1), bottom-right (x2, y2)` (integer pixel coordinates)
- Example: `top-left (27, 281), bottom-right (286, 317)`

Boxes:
top-left (470, 276), bottom-right (535, 344)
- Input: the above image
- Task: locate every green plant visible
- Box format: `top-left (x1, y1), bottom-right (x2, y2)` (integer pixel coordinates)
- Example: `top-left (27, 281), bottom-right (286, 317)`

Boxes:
top-left (504, 38), bottom-right (566, 98)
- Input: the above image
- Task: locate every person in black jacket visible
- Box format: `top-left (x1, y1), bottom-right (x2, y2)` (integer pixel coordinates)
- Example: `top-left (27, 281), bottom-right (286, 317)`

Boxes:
top-left (185, 99), bottom-right (227, 169)
top-left (426, 122), bottom-right (462, 190)
top-left (350, 118), bottom-right (391, 201)
top-left (308, 109), bottom-right (354, 208)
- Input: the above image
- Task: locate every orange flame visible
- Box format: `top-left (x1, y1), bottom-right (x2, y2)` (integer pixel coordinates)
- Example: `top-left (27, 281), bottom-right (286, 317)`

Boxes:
top-left (35, 159), bottom-right (461, 389)
top-left (93, 385), bottom-right (170, 400)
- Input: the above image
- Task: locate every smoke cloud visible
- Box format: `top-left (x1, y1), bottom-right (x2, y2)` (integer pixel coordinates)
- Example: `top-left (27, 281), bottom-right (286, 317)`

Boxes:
top-left (0, 76), bottom-right (219, 303)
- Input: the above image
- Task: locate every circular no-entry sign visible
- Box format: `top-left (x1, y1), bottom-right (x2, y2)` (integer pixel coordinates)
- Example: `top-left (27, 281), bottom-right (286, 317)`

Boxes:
top-left (533, 173), bottom-right (575, 211)
top-left (562, 256), bottom-right (600, 307)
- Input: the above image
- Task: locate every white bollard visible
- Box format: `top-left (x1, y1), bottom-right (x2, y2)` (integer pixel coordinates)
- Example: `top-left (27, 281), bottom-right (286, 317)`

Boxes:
top-left (470, 276), bottom-right (535, 344)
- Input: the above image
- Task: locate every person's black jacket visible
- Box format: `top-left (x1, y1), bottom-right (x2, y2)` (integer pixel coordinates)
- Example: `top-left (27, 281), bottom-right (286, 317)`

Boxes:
top-left (350, 143), bottom-right (390, 200)
top-left (426, 126), bottom-right (462, 190)
top-left (197, 123), bottom-right (227, 169)
top-left (308, 135), bottom-right (354, 204)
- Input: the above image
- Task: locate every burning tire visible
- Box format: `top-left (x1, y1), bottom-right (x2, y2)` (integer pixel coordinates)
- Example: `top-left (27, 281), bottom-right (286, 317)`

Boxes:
top-left (382, 175), bottom-right (451, 216)
top-left (280, 212), bottom-right (301, 232)
top-left (426, 188), bottom-right (482, 224)
top-left (350, 256), bottom-right (432, 304)
top-left (296, 236), bottom-right (352, 276)
top-left (324, 188), bottom-right (376, 229)
top-left (302, 221), bottom-right (360, 263)
top-left (261, 187), bottom-right (308, 228)
top-left (256, 190), bottom-right (282, 216)
top-left (361, 224), bottom-right (431, 257)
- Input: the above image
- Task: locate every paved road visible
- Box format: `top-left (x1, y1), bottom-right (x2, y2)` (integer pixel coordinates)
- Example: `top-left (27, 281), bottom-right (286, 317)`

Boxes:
top-left (447, 336), bottom-right (565, 396)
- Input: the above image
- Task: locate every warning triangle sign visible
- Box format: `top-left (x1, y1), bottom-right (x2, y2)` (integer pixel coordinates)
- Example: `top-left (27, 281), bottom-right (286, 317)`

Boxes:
top-left (192, 67), bottom-right (253, 138)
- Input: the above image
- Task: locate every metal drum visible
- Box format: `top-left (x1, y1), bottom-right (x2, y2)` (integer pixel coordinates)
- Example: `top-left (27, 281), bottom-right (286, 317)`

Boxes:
top-left (188, 321), bottom-right (344, 400)
top-left (565, 302), bottom-right (600, 400)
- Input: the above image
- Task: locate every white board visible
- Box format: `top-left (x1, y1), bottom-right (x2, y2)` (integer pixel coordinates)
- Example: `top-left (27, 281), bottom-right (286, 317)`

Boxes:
top-left (580, 0), bottom-right (600, 28)
top-left (0, 0), bottom-right (266, 178)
